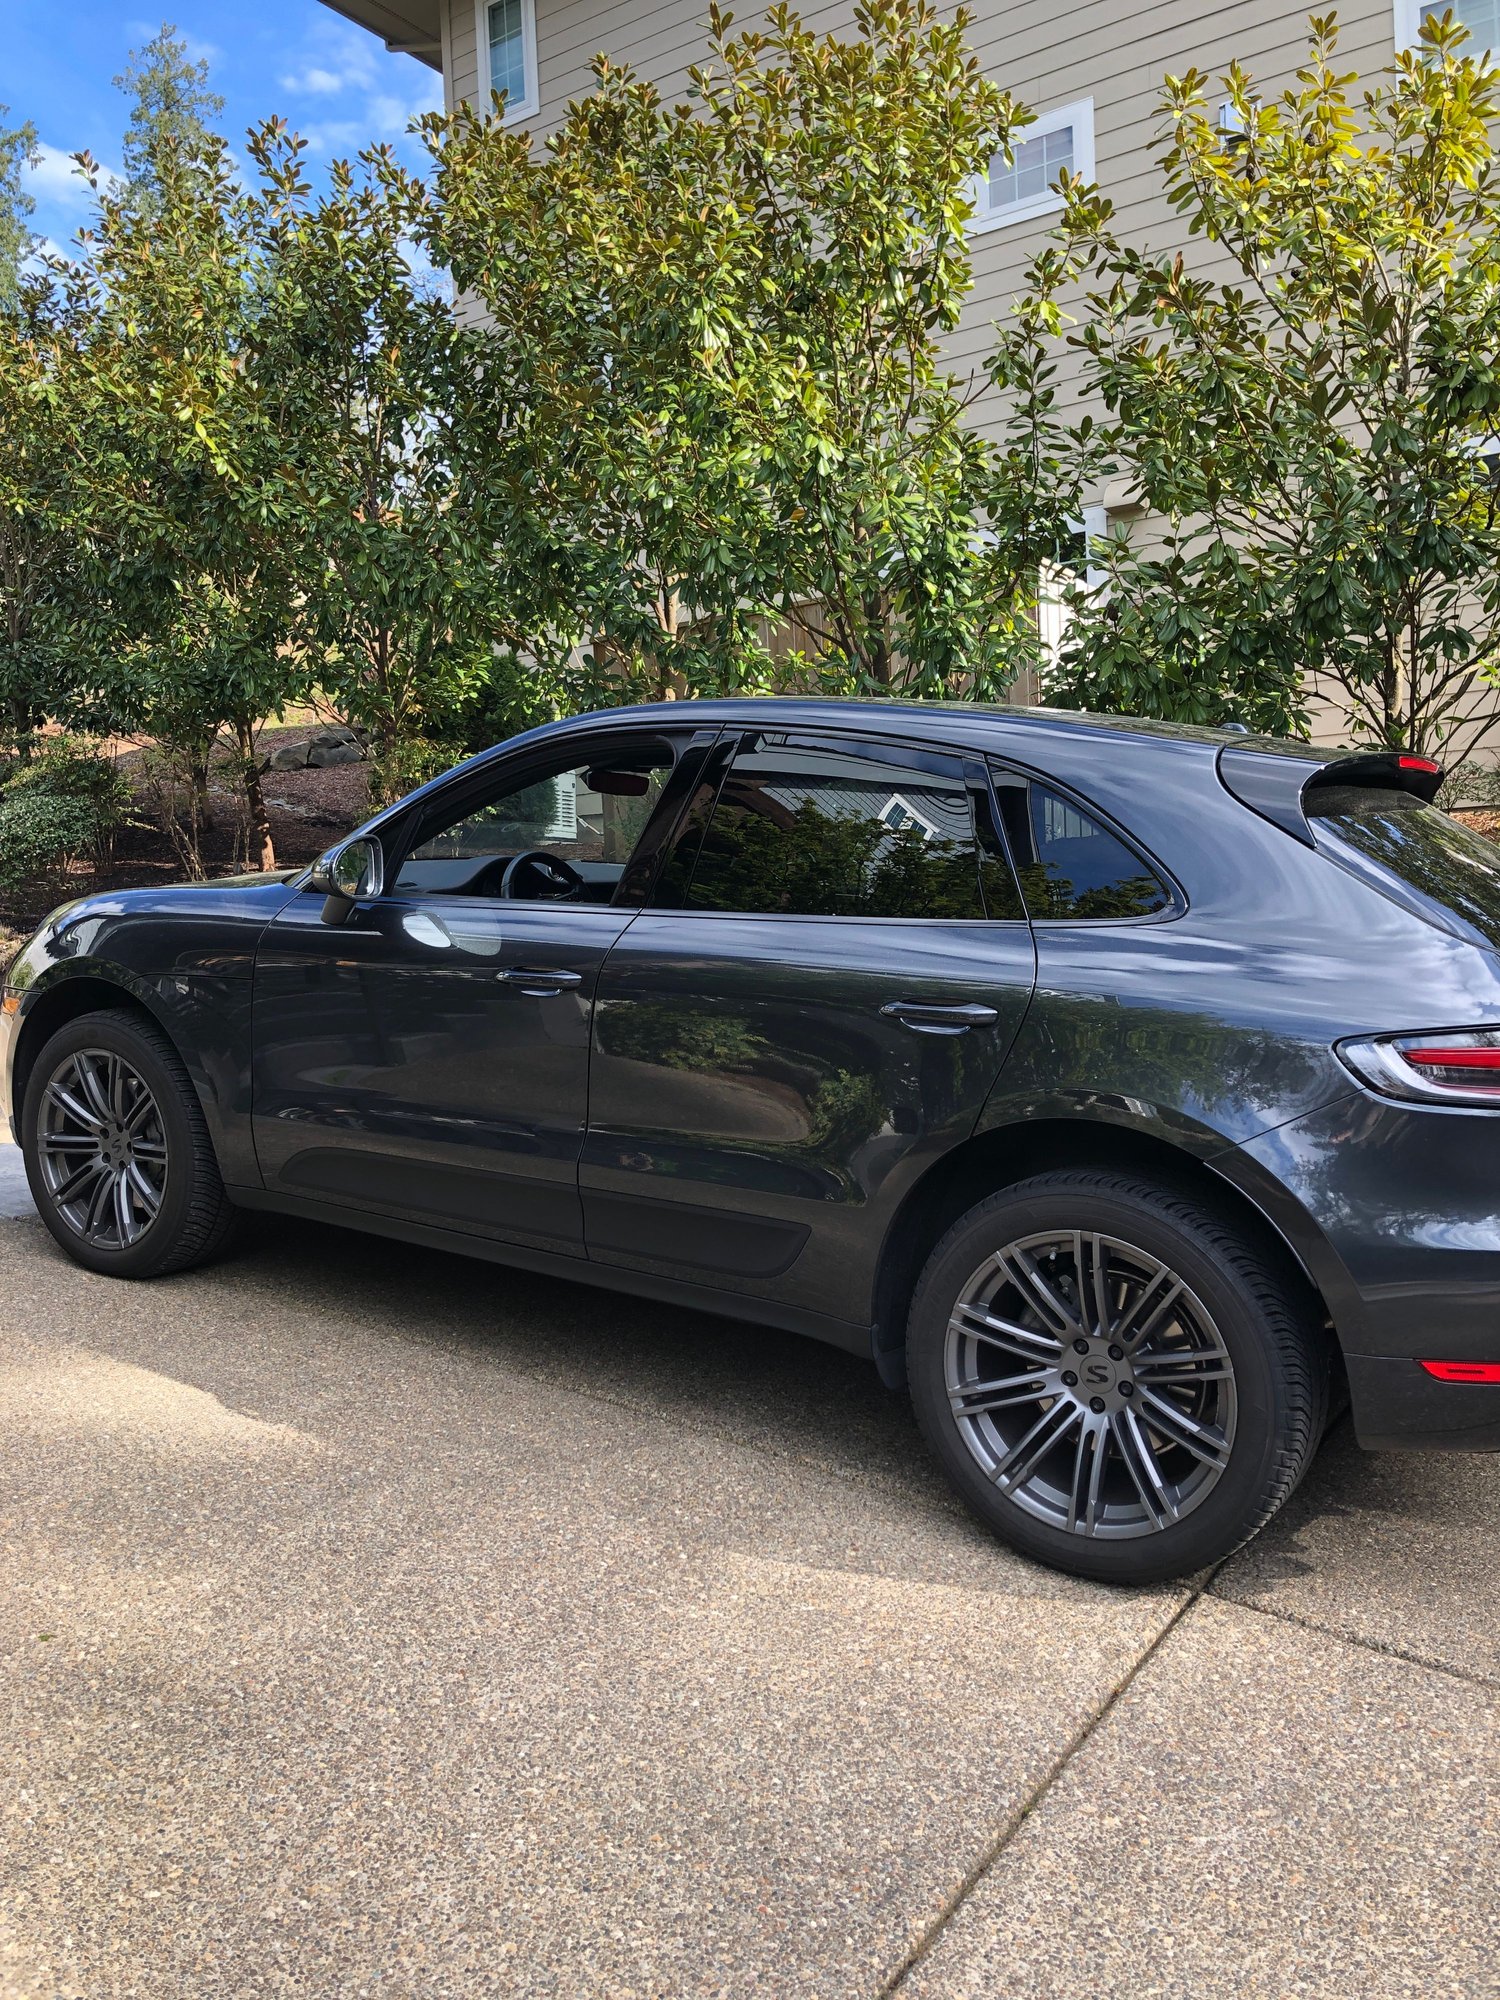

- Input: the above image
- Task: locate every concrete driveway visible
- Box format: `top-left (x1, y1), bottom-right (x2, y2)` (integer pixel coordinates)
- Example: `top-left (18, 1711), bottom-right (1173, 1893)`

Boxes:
top-left (0, 1145), bottom-right (1496, 1999)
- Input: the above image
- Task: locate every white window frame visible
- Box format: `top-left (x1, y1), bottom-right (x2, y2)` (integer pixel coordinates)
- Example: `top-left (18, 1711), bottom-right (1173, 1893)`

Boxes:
top-left (969, 98), bottom-right (1095, 235)
top-left (475, 0), bottom-right (540, 126)
top-left (1394, 0), bottom-right (1497, 50)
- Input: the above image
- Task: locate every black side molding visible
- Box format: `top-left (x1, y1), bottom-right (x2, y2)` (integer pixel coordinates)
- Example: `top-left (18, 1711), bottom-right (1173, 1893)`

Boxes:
top-left (1217, 746), bottom-right (1445, 846)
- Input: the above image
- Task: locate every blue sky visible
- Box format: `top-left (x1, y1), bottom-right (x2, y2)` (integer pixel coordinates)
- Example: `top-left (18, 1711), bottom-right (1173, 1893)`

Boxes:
top-left (5, 2), bottom-right (444, 254)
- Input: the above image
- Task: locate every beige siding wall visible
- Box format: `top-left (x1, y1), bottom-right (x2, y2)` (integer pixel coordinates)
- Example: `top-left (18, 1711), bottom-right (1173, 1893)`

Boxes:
top-left (448, 0), bottom-right (1401, 443)
top-left (446, 0), bottom-right (1468, 745)
top-left (957, 0), bottom-right (1398, 440)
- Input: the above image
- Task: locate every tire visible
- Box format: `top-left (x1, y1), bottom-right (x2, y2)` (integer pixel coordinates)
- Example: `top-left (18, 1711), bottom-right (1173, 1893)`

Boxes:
top-left (21, 1008), bottom-right (237, 1279)
top-left (906, 1171), bottom-right (1328, 1586)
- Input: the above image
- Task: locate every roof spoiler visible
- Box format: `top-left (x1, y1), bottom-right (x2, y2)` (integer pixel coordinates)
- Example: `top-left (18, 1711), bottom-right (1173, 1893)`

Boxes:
top-left (1217, 746), bottom-right (1445, 847)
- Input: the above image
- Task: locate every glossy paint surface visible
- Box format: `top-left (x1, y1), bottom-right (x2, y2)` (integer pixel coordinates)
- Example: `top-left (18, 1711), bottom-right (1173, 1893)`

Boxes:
top-left (5, 696), bottom-right (1500, 1454)
top-left (251, 887), bottom-right (637, 1252)
top-left (581, 912), bottom-right (1036, 1321)
top-left (2, 875), bottom-right (300, 1182)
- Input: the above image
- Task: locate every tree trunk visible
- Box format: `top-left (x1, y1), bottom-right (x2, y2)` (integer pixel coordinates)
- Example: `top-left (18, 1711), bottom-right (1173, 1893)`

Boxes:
top-left (236, 720), bottom-right (276, 872)
top-left (863, 590), bottom-right (892, 687)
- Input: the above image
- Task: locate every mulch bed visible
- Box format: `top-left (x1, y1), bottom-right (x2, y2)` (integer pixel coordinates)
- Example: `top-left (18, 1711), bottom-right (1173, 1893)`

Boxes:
top-left (1450, 807), bottom-right (1500, 841)
top-left (0, 724), bottom-right (371, 960)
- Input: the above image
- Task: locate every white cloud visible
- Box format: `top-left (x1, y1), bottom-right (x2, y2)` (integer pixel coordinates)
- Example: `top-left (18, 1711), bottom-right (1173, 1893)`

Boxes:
top-left (26, 142), bottom-right (120, 211)
top-left (278, 22), bottom-right (381, 98)
top-left (280, 65), bottom-right (347, 96)
top-left (270, 19), bottom-right (442, 162)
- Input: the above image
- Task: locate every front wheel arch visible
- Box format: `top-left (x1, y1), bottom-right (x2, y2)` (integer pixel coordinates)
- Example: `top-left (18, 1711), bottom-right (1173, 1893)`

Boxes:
top-left (12, 976), bottom-right (161, 1126)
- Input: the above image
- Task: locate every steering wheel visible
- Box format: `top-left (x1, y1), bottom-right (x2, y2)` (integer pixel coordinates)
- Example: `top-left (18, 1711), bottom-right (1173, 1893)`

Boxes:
top-left (499, 849), bottom-right (586, 901)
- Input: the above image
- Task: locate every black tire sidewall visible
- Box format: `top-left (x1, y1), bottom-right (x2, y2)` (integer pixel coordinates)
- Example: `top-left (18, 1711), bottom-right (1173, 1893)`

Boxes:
top-left (22, 1012), bottom-right (207, 1279)
top-left (907, 1176), bottom-right (1314, 1585)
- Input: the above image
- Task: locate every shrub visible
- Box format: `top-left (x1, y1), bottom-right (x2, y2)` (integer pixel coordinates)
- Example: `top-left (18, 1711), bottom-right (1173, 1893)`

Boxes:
top-left (0, 738), bottom-right (134, 888)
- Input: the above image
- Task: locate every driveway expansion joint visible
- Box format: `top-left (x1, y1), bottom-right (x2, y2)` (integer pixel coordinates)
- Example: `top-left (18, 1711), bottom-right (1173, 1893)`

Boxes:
top-left (876, 1570), bottom-right (1219, 1998)
top-left (1208, 1582), bottom-right (1500, 1693)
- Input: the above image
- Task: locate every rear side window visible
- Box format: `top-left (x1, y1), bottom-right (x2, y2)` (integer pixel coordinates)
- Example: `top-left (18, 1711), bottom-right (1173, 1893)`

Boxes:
top-left (990, 768), bottom-right (1172, 920)
top-left (677, 733), bottom-right (1010, 919)
top-left (1306, 785), bottom-right (1500, 949)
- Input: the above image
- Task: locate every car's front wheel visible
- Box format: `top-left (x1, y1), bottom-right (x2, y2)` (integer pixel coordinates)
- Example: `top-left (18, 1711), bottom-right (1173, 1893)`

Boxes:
top-left (907, 1171), bottom-right (1328, 1585)
top-left (21, 1008), bottom-right (236, 1278)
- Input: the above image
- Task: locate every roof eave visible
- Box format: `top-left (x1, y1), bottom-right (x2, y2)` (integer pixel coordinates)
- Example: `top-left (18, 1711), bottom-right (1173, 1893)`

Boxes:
top-left (314, 0), bottom-right (443, 70)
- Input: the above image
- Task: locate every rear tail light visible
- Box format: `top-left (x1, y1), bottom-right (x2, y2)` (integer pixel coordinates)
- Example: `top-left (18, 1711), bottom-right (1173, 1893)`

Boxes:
top-left (1337, 1027), bottom-right (1500, 1104)
top-left (1421, 1360), bottom-right (1500, 1383)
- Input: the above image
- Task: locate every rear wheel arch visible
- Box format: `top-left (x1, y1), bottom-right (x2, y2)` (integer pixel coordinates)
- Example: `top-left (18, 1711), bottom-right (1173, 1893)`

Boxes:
top-left (870, 1117), bottom-right (1333, 1387)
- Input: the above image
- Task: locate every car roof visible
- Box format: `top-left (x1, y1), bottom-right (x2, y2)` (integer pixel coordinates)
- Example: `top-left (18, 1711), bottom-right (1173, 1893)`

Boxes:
top-left (378, 695), bottom-right (1310, 843)
top-left (518, 696), bottom-right (1299, 754)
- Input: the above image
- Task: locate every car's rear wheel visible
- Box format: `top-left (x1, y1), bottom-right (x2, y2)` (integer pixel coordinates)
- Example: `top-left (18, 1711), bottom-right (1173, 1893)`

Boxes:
top-left (907, 1171), bottom-right (1328, 1585)
top-left (21, 1009), bottom-right (236, 1278)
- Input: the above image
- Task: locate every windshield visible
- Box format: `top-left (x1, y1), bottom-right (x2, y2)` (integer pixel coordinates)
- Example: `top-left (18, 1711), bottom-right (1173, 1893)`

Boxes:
top-left (1306, 785), bottom-right (1500, 951)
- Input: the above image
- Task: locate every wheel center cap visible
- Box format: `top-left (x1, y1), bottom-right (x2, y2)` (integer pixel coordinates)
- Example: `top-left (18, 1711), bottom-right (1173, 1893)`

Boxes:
top-left (1078, 1353), bottom-right (1119, 1393)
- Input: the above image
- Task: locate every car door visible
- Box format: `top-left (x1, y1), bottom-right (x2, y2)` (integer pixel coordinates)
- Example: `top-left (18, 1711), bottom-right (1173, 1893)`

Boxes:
top-left (251, 727), bottom-right (711, 1254)
top-left (579, 727), bottom-right (1038, 1328)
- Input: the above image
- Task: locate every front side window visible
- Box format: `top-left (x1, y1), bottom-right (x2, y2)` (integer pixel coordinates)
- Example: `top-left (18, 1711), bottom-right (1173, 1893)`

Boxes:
top-left (394, 747), bottom-right (673, 902)
top-left (673, 734), bottom-right (1014, 920)
top-left (482, 0), bottom-right (536, 121)
top-left (991, 769), bottom-right (1172, 920)
top-left (970, 99), bottom-right (1095, 233)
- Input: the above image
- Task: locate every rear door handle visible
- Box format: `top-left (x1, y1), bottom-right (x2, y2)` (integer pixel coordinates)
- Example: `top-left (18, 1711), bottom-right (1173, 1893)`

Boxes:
top-left (881, 999), bottom-right (1000, 1036)
top-left (496, 966), bottom-right (585, 996)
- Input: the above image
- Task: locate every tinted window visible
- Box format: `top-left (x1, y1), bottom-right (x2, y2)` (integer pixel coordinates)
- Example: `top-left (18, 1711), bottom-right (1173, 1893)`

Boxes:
top-left (680, 735), bottom-right (1008, 919)
top-left (1305, 785), bottom-right (1500, 949)
top-left (991, 770), bottom-right (1171, 920)
top-left (393, 748), bottom-right (673, 901)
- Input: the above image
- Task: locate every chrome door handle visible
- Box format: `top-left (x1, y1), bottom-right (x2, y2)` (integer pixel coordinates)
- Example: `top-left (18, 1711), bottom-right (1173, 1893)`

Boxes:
top-left (881, 999), bottom-right (1000, 1036)
top-left (496, 967), bottom-right (585, 996)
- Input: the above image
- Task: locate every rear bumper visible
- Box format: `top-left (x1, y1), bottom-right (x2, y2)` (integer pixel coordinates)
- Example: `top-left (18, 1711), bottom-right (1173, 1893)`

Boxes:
top-left (1345, 1354), bottom-right (1500, 1453)
top-left (1228, 1094), bottom-right (1500, 1453)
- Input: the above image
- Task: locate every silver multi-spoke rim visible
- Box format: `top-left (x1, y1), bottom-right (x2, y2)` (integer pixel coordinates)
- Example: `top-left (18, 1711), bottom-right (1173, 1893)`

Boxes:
top-left (37, 1048), bottom-right (168, 1250)
top-left (944, 1230), bottom-right (1237, 1540)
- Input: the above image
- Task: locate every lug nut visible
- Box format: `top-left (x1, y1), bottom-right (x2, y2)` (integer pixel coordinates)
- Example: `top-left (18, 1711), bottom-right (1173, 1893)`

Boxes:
top-left (1062, 1370), bottom-right (1078, 1387)
top-left (1108, 1343), bottom-right (1124, 1361)
top-left (1090, 1396), bottom-right (1107, 1414)
top-left (1119, 1381), bottom-right (1135, 1399)
top-left (1073, 1337), bottom-right (1090, 1355)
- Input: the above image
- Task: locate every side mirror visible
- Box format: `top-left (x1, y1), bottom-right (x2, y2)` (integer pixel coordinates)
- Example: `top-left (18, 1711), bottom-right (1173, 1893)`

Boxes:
top-left (310, 835), bottom-right (385, 926)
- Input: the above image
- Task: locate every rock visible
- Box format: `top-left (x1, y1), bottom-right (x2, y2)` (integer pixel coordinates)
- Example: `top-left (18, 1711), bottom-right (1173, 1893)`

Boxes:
top-left (268, 742), bottom-right (311, 771)
top-left (307, 741), bottom-right (365, 768)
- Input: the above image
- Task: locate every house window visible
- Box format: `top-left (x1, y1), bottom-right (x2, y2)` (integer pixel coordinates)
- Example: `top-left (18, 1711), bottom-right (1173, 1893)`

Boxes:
top-left (478, 0), bottom-right (538, 123)
top-left (970, 99), bottom-right (1094, 233)
top-left (1395, 0), bottom-right (1498, 50)
top-left (878, 794), bottom-right (941, 841)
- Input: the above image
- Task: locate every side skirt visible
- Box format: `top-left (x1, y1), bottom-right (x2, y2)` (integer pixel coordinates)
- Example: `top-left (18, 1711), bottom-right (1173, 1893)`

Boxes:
top-left (227, 1185), bottom-right (877, 1362)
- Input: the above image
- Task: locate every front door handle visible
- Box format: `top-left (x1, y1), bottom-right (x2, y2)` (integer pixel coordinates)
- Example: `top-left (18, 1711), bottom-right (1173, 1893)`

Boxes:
top-left (496, 966), bottom-right (585, 997)
top-left (881, 999), bottom-right (1000, 1036)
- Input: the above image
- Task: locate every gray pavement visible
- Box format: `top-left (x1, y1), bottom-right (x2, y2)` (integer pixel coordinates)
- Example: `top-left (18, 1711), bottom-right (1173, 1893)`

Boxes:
top-left (0, 1132), bottom-right (31, 1218)
top-left (0, 1200), bottom-right (1496, 1998)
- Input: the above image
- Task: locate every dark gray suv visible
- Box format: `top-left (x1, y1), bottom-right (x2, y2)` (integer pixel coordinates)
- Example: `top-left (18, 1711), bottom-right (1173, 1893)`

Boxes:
top-left (6, 699), bottom-right (1500, 1584)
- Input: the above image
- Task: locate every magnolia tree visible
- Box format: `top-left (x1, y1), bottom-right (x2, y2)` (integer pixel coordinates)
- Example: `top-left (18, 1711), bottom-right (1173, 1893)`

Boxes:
top-left (0, 105), bottom-right (67, 751)
top-left (1036, 15), bottom-right (1500, 754)
top-left (62, 119), bottom-right (306, 872)
top-left (248, 127), bottom-right (520, 803)
top-left (403, 0), bottom-right (1081, 703)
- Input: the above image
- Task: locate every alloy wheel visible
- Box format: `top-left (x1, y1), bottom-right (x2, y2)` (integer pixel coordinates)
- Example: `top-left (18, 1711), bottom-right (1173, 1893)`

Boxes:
top-left (944, 1230), bottom-right (1238, 1539)
top-left (37, 1046), bottom-right (169, 1250)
